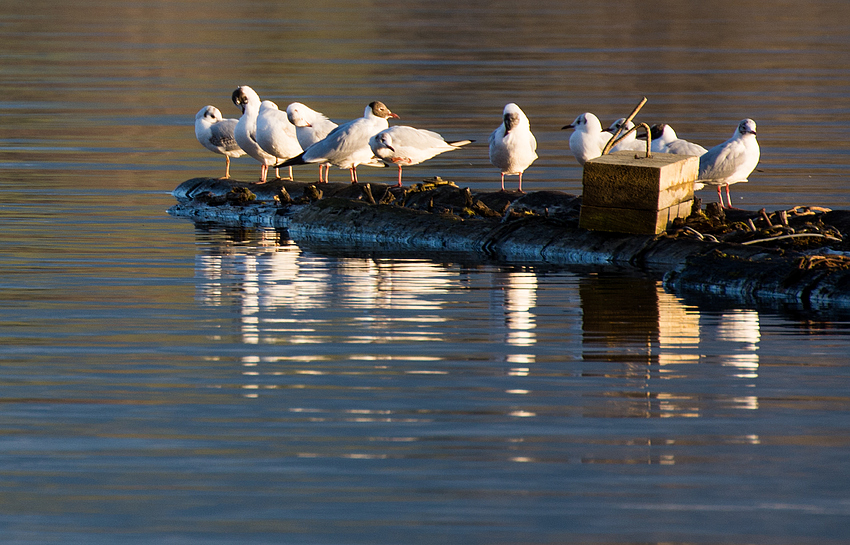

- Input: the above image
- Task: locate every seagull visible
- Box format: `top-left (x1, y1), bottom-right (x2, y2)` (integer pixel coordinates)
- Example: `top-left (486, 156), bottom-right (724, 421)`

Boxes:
top-left (231, 85), bottom-right (280, 183)
top-left (369, 126), bottom-right (473, 187)
top-left (562, 112), bottom-right (613, 165)
top-left (256, 100), bottom-right (303, 181)
top-left (649, 124), bottom-right (707, 156)
top-left (286, 102), bottom-right (338, 182)
top-left (606, 118), bottom-right (646, 153)
top-left (489, 103), bottom-right (538, 192)
top-left (275, 101), bottom-right (399, 184)
top-left (194, 105), bottom-right (245, 179)
top-left (696, 119), bottom-right (760, 209)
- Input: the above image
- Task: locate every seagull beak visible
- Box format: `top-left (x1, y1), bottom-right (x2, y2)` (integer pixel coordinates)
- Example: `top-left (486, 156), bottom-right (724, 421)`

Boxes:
top-left (386, 144), bottom-right (395, 152)
top-left (388, 112), bottom-right (400, 119)
top-left (562, 123), bottom-right (574, 130)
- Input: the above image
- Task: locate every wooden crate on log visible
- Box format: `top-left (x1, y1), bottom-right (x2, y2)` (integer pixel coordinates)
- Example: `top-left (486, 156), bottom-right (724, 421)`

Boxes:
top-left (579, 151), bottom-right (698, 235)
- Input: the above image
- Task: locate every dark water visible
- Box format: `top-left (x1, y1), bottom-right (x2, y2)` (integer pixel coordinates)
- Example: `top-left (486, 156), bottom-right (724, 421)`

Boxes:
top-left (2, 1), bottom-right (850, 543)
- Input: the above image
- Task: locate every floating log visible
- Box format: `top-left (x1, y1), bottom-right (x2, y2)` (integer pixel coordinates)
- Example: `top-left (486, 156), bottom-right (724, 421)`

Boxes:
top-left (168, 177), bottom-right (850, 308)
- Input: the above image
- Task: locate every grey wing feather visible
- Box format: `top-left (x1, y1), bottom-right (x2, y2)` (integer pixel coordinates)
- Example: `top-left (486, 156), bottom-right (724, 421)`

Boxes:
top-left (210, 120), bottom-right (241, 152)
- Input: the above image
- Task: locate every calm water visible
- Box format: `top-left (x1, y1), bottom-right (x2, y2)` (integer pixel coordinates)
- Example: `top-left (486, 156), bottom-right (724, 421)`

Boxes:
top-left (2, 1), bottom-right (850, 543)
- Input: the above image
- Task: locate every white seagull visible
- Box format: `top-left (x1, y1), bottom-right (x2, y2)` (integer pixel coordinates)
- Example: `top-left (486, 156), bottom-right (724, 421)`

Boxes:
top-left (696, 119), bottom-right (760, 209)
top-left (563, 112), bottom-right (613, 165)
top-left (650, 124), bottom-right (707, 156)
top-left (256, 100), bottom-right (303, 181)
top-left (286, 102), bottom-right (338, 182)
top-left (194, 105), bottom-right (245, 179)
top-left (369, 126), bottom-right (473, 187)
top-left (606, 118), bottom-right (647, 153)
top-left (489, 103), bottom-right (538, 192)
top-left (276, 101), bottom-right (399, 184)
top-left (231, 85), bottom-right (279, 183)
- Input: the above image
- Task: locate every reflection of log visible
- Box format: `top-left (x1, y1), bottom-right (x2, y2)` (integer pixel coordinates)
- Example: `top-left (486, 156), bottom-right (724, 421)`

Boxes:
top-left (169, 177), bottom-right (850, 307)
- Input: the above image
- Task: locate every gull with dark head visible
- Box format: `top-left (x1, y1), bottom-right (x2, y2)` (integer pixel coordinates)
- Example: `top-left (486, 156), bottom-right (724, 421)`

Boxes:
top-left (256, 100), bottom-right (303, 180)
top-left (606, 118), bottom-right (646, 153)
top-left (562, 112), bottom-right (613, 165)
top-left (194, 105), bottom-right (245, 179)
top-left (369, 126), bottom-right (472, 187)
top-left (649, 124), bottom-right (707, 156)
top-left (489, 103), bottom-right (538, 192)
top-left (286, 102), bottom-right (338, 182)
top-left (696, 119), bottom-right (760, 209)
top-left (276, 101), bottom-right (399, 184)
top-left (232, 85), bottom-right (279, 183)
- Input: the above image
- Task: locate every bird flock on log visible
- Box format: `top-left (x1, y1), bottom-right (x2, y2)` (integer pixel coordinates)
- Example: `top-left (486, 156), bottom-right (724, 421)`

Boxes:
top-left (195, 85), bottom-right (760, 209)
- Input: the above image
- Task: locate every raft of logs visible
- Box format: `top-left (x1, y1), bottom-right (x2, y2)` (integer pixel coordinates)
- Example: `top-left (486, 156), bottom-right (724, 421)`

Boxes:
top-left (169, 177), bottom-right (850, 309)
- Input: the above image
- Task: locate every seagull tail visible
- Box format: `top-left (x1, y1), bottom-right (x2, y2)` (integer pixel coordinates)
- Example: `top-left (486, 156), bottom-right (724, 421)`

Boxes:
top-left (274, 152), bottom-right (306, 168)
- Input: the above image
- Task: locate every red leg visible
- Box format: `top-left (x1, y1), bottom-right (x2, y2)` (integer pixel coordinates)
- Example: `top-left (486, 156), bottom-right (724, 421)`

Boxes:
top-left (518, 172), bottom-right (524, 193)
top-left (500, 173), bottom-right (505, 191)
top-left (725, 184), bottom-right (733, 209)
top-left (396, 165), bottom-right (403, 187)
top-left (224, 156), bottom-right (231, 179)
top-left (260, 164), bottom-right (268, 183)
top-left (717, 185), bottom-right (724, 208)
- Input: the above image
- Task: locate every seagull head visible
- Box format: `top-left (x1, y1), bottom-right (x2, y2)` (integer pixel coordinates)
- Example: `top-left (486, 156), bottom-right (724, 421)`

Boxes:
top-left (196, 105), bottom-right (222, 122)
top-left (377, 132), bottom-right (394, 152)
top-left (231, 86), bottom-right (258, 115)
top-left (502, 103), bottom-right (528, 133)
top-left (562, 112), bottom-right (600, 132)
top-left (368, 101), bottom-right (400, 120)
top-left (286, 103), bottom-right (310, 127)
top-left (737, 118), bottom-right (757, 137)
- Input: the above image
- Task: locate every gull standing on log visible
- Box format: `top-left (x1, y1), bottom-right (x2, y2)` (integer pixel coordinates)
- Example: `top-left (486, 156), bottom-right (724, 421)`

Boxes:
top-left (369, 126), bottom-right (472, 187)
top-left (256, 100), bottom-right (303, 181)
top-left (286, 102), bottom-right (338, 182)
top-left (194, 105), bottom-right (245, 179)
top-left (232, 85), bottom-right (279, 183)
top-left (276, 101), bottom-right (399, 184)
top-left (696, 119), bottom-right (760, 209)
top-left (489, 103), bottom-right (538, 192)
top-left (563, 112), bottom-right (613, 165)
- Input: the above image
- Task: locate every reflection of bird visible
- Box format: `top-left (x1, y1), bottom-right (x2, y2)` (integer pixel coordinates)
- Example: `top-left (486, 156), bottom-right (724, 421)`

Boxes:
top-left (276, 101), bottom-right (399, 184)
top-left (232, 85), bottom-right (279, 183)
top-left (649, 124), bottom-right (707, 155)
top-left (563, 112), bottom-right (612, 165)
top-left (256, 101), bottom-right (303, 180)
top-left (370, 126), bottom-right (472, 187)
top-left (606, 118), bottom-right (646, 153)
top-left (696, 119), bottom-right (760, 209)
top-left (489, 103), bottom-right (538, 192)
top-left (286, 102), bottom-right (338, 182)
top-left (194, 105), bottom-right (245, 179)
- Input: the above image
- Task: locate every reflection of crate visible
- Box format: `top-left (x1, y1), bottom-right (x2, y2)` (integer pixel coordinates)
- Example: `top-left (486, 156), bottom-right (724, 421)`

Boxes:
top-left (579, 151), bottom-right (698, 235)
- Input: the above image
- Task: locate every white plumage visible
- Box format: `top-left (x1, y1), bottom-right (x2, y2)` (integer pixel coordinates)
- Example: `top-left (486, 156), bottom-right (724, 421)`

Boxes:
top-left (231, 85), bottom-right (279, 183)
top-left (286, 102), bottom-right (338, 182)
top-left (256, 100), bottom-right (303, 181)
top-left (696, 119), bottom-right (760, 209)
top-left (563, 112), bottom-right (613, 165)
top-left (488, 103), bottom-right (538, 192)
top-left (370, 126), bottom-right (472, 187)
top-left (194, 105), bottom-right (245, 179)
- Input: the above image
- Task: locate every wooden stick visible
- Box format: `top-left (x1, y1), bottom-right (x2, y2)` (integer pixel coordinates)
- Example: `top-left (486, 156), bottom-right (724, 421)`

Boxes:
top-left (602, 97), bottom-right (648, 156)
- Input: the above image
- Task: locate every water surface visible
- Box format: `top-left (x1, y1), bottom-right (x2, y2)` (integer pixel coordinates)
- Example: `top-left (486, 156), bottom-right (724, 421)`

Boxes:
top-left (1, 1), bottom-right (850, 543)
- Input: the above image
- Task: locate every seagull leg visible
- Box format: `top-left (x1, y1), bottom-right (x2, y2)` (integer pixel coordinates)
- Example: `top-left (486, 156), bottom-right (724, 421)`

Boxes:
top-left (724, 184), bottom-right (733, 209)
top-left (349, 167), bottom-right (358, 184)
top-left (396, 165), bottom-right (403, 187)
top-left (223, 156), bottom-right (231, 179)
top-left (288, 166), bottom-right (294, 181)
top-left (318, 164), bottom-right (324, 183)
top-left (518, 173), bottom-right (524, 193)
top-left (717, 185), bottom-right (725, 208)
top-left (260, 164), bottom-right (268, 184)
top-left (324, 164), bottom-right (330, 183)
top-left (500, 173), bottom-right (505, 191)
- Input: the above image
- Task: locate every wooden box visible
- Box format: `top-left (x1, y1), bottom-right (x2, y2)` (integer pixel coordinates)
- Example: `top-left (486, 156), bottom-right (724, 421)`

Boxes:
top-left (579, 151), bottom-right (698, 235)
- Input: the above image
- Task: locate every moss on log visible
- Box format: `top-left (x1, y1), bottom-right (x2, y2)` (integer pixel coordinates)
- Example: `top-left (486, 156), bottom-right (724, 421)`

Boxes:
top-left (168, 177), bottom-right (850, 307)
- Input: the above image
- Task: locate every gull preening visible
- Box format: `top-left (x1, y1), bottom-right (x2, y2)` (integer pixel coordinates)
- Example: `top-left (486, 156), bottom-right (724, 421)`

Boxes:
top-left (286, 102), bottom-right (338, 182)
top-left (194, 105), bottom-right (245, 179)
top-left (696, 119), bottom-right (760, 209)
top-left (276, 101), bottom-right (399, 184)
top-left (369, 126), bottom-right (472, 187)
top-left (563, 112), bottom-right (613, 165)
top-left (232, 85), bottom-right (280, 183)
top-left (256, 100), bottom-right (303, 181)
top-left (489, 103), bottom-right (538, 192)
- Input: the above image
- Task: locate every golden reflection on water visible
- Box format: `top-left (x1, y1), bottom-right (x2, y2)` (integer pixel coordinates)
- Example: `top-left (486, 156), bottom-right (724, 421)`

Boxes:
top-left (194, 231), bottom-right (767, 429)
